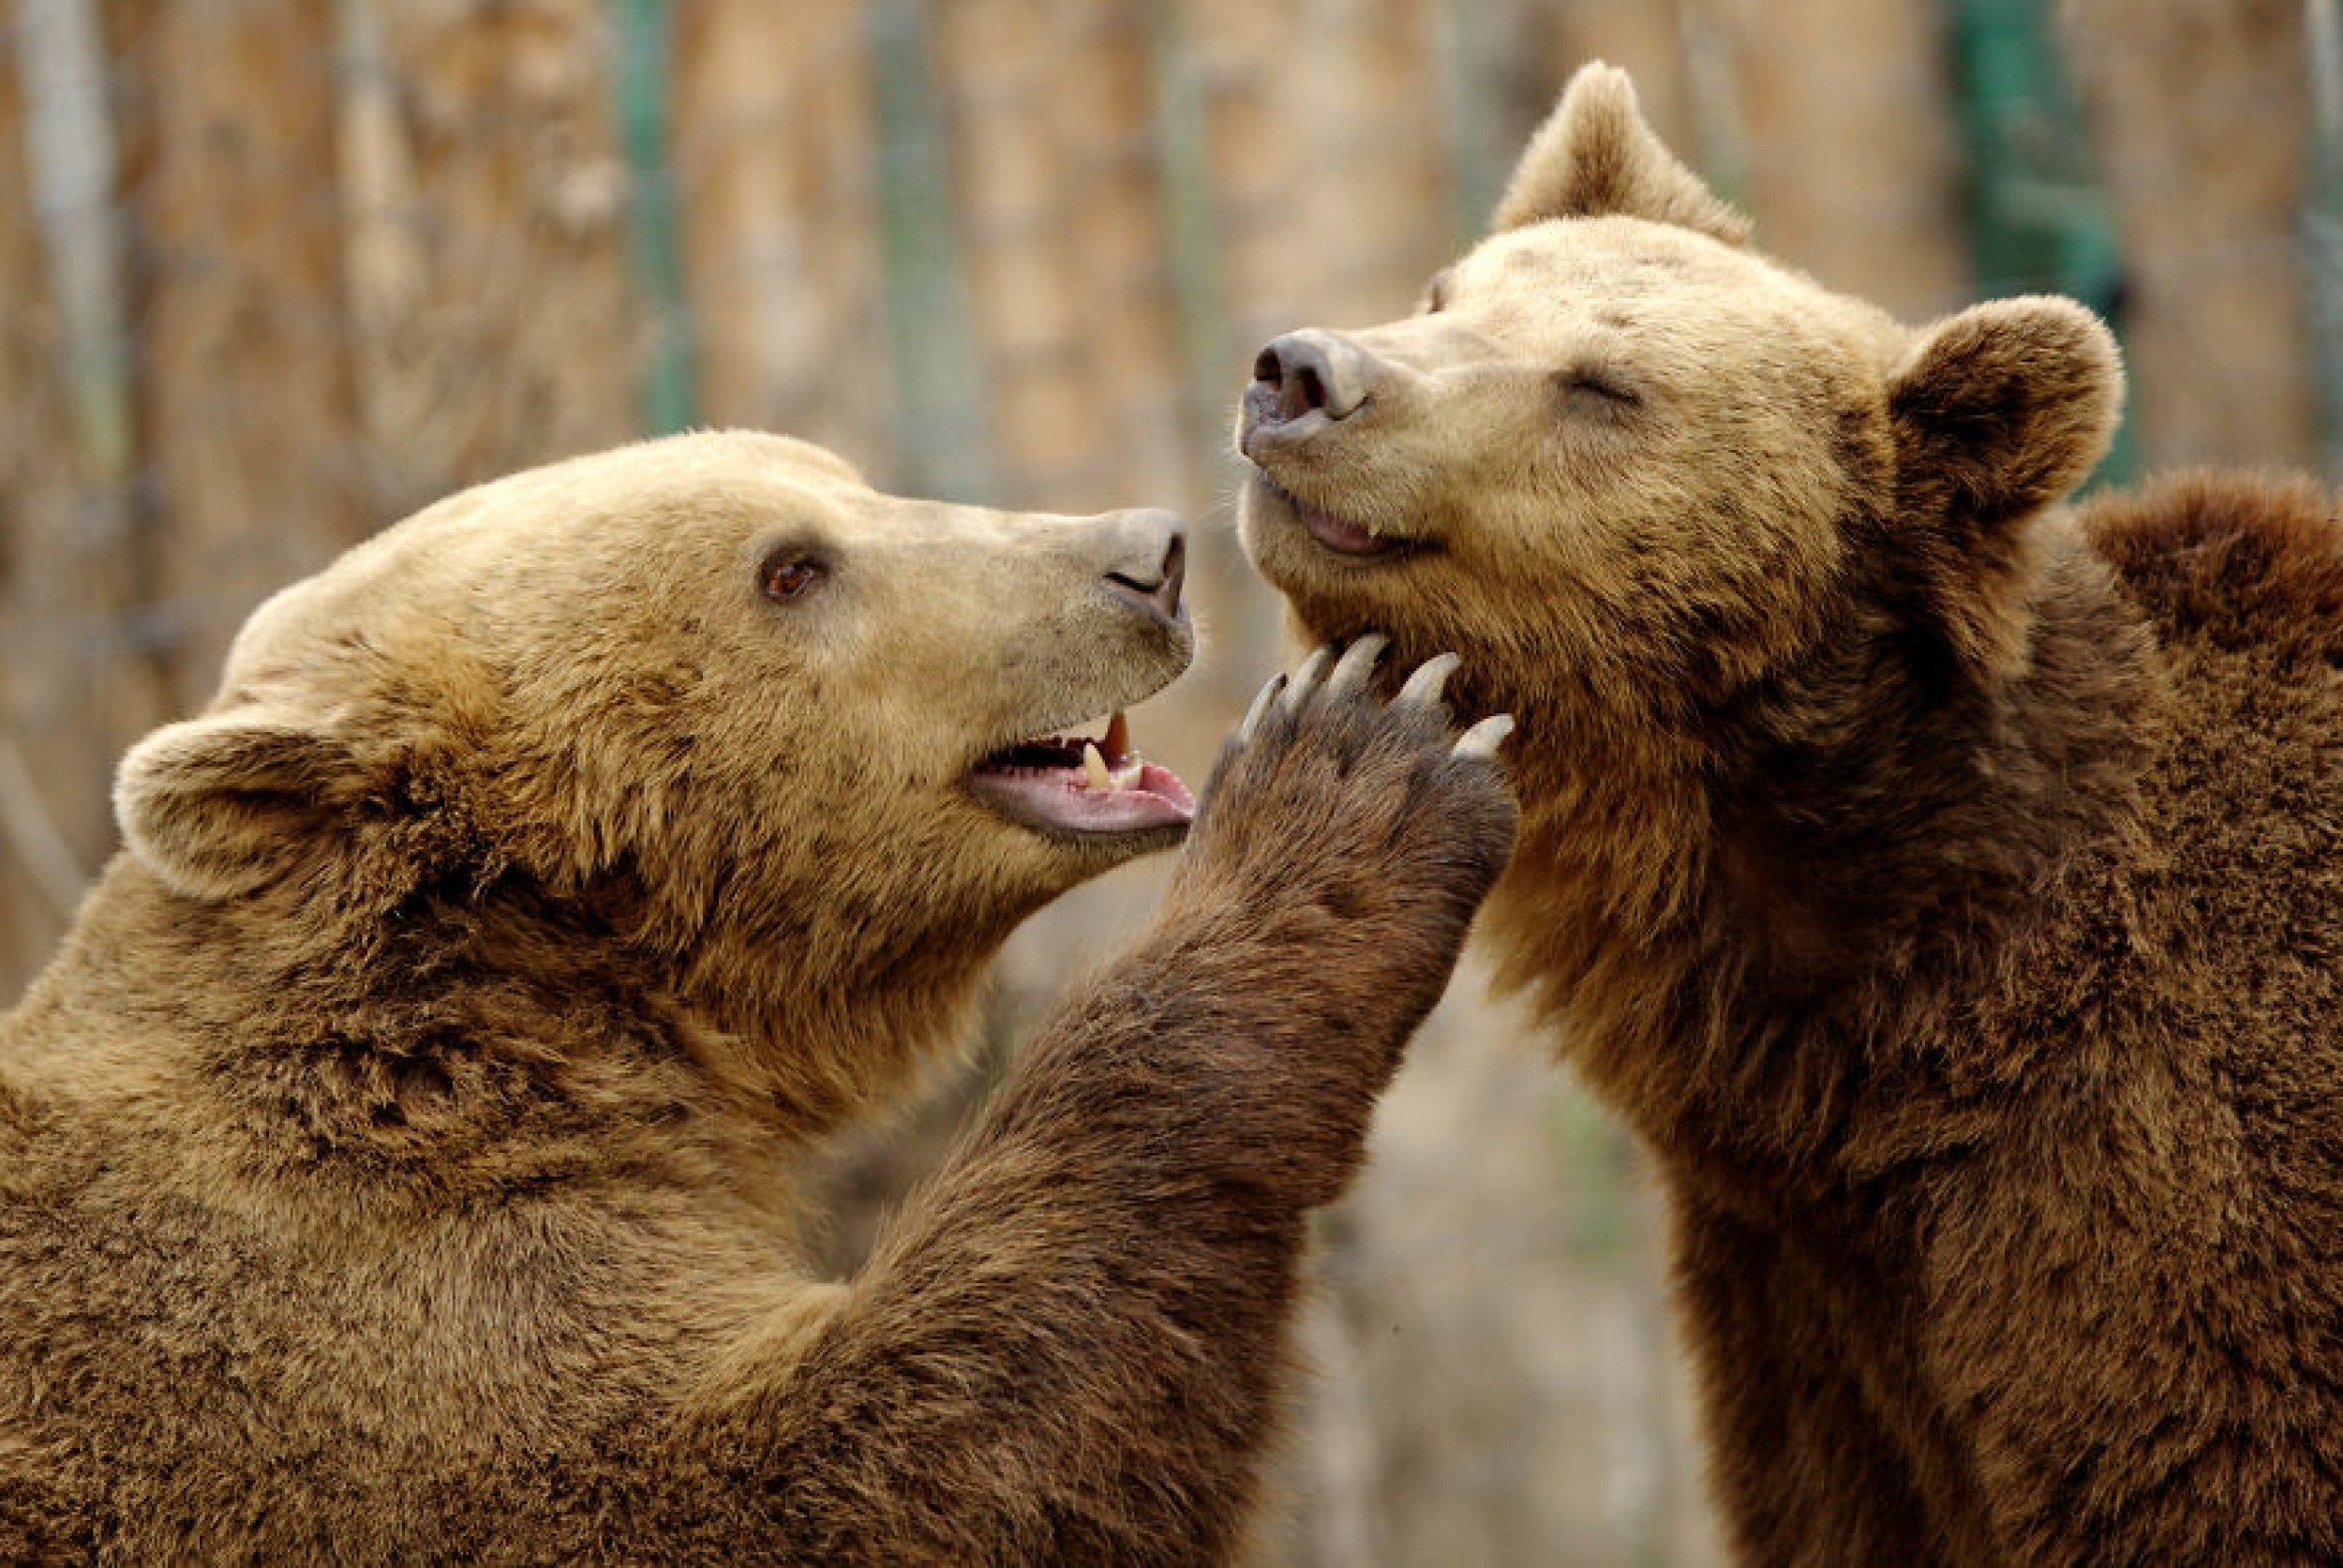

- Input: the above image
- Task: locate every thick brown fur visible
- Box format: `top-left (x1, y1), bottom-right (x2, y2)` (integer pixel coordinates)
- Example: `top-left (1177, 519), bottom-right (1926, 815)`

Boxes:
top-left (1238, 61), bottom-right (2343, 1566)
top-left (0, 430), bottom-right (1517, 1562)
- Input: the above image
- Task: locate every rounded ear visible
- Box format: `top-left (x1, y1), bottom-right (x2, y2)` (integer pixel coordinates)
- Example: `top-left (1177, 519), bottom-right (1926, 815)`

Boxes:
top-left (1886, 296), bottom-right (2125, 674)
top-left (113, 708), bottom-right (361, 900)
top-left (1888, 296), bottom-right (2124, 523)
top-left (1494, 61), bottom-right (1749, 244)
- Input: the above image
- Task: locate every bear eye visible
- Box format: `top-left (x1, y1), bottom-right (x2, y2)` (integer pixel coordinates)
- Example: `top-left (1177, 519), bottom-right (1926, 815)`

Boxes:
top-left (759, 552), bottom-right (827, 605)
top-left (1421, 268), bottom-right (1455, 315)
top-left (1558, 367), bottom-right (1642, 414)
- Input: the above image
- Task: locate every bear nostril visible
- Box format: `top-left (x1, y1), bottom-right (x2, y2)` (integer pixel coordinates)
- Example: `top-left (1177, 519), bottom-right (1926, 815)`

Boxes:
top-left (1156, 532), bottom-right (1186, 617)
top-left (1251, 331), bottom-right (1369, 425)
top-left (1103, 515), bottom-right (1187, 622)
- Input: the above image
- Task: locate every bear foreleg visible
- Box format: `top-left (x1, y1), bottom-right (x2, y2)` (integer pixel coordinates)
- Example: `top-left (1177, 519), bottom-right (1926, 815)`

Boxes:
top-left (639, 646), bottom-right (1517, 1565)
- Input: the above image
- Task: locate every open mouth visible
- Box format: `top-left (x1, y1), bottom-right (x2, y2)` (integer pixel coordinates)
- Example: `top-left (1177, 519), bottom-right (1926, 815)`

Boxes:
top-left (1250, 470), bottom-right (1425, 560)
top-left (967, 709), bottom-right (1196, 839)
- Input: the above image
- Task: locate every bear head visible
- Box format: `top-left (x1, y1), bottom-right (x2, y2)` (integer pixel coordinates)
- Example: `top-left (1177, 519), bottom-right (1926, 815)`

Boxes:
top-left (111, 432), bottom-right (1195, 1121)
top-left (1237, 62), bottom-right (2123, 724)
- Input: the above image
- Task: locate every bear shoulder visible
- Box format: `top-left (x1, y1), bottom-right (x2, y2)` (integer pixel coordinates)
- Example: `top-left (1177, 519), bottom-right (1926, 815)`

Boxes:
top-left (2080, 470), bottom-right (2343, 666)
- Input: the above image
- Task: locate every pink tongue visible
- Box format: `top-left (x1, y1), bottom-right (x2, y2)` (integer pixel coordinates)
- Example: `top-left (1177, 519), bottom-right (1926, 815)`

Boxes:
top-left (968, 758), bottom-right (1195, 837)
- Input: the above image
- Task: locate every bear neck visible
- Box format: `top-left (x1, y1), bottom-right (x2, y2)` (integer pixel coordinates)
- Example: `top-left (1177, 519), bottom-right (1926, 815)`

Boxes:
top-left (1487, 513), bottom-right (2158, 1201)
top-left (7, 853), bottom-right (1019, 1230)
top-left (665, 885), bottom-right (1025, 1137)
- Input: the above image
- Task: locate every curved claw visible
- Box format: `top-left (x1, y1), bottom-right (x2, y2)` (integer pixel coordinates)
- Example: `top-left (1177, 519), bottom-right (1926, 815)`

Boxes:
top-left (1396, 651), bottom-right (1463, 709)
top-left (1236, 673), bottom-right (1286, 746)
top-left (1453, 712), bottom-right (1515, 759)
top-left (1325, 634), bottom-right (1391, 697)
top-left (1280, 644), bottom-right (1336, 714)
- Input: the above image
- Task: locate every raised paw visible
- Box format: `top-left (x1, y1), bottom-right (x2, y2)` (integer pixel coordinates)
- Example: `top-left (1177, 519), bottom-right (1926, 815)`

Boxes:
top-left (1181, 635), bottom-right (1519, 958)
top-left (1158, 635), bottom-right (1520, 1059)
top-left (1236, 637), bottom-right (1515, 762)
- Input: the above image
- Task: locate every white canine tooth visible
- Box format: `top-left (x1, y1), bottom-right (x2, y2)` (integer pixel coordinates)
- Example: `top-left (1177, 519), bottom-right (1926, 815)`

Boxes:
top-left (1326, 633), bottom-right (1390, 696)
top-left (1397, 651), bottom-right (1463, 708)
top-left (1082, 741), bottom-right (1112, 790)
top-left (1280, 644), bottom-right (1336, 714)
top-left (1454, 712), bottom-right (1515, 758)
top-left (1111, 759), bottom-right (1144, 788)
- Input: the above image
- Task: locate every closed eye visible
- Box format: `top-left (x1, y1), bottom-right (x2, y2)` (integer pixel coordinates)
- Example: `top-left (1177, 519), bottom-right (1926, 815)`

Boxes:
top-left (1558, 367), bottom-right (1642, 411)
top-left (1420, 267), bottom-right (1455, 315)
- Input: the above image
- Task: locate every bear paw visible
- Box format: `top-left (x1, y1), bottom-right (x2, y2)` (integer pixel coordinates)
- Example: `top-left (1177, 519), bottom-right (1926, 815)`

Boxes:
top-left (1174, 636), bottom-right (1518, 1029)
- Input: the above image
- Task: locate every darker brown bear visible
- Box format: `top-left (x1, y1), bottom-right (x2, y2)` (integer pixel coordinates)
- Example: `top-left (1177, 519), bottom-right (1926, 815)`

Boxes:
top-left (0, 432), bottom-right (1516, 1563)
top-left (1238, 62), bottom-right (2343, 1567)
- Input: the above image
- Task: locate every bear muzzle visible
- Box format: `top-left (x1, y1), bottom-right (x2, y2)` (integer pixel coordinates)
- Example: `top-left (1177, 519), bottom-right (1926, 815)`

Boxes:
top-left (1245, 329), bottom-right (1381, 436)
top-left (1099, 511), bottom-right (1187, 627)
top-left (1240, 332), bottom-right (1434, 560)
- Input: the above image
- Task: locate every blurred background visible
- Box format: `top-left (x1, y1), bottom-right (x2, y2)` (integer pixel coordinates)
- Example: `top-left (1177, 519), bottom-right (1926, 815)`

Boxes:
top-left (1, 0), bottom-right (2336, 1561)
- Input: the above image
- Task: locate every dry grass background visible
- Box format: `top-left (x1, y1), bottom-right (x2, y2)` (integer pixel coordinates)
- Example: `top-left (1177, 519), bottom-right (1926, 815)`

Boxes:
top-left (1, 2), bottom-right (2334, 1561)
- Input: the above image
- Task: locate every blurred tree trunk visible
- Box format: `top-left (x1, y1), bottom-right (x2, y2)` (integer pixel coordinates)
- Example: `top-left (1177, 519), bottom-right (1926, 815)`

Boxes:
top-left (2061, 0), bottom-right (2318, 469)
top-left (671, 0), bottom-right (893, 473)
top-left (929, 0), bottom-right (1189, 513)
top-left (115, 0), bottom-right (362, 711)
top-left (1052, 4), bottom-right (1192, 514)
top-left (930, 0), bottom-right (1096, 506)
top-left (1697, 0), bottom-right (1970, 319)
top-left (0, 17), bottom-right (72, 982)
top-left (2, 0), bottom-right (166, 994)
top-left (334, 0), bottom-right (638, 526)
top-left (1183, 0), bottom-right (1448, 351)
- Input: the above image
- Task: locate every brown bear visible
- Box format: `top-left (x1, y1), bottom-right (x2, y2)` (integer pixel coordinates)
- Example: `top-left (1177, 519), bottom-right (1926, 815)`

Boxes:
top-left (1236, 62), bottom-right (2343, 1567)
top-left (0, 430), bottom-right (1517, 1563)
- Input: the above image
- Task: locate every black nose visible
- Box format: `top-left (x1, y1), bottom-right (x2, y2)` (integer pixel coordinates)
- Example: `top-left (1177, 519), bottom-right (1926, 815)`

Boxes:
top-left (1103, 512), bottom-right (1186, 622)
top-left (1249, 330), bottom-right (1374, 424)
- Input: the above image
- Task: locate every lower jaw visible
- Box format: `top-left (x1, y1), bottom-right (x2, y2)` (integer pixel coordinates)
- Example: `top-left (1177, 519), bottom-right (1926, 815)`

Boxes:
top-left (1005, 814), bottom-right (1191, 863)
top-left (1248, 470), bottom-right (1424, 563)
top-left (964, 779), bottom-right (1196, 849)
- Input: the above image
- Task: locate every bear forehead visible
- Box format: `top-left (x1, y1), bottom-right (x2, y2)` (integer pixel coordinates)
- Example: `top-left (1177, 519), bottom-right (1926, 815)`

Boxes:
top-left (212, 433), bottom-right (904, 686)
top-left (1465, 217), bottom-right (1747, 288)
top-left (1462, 218), bottom-right (1884, 323)
top-left (1451, 217), bottom-right (1898, 359)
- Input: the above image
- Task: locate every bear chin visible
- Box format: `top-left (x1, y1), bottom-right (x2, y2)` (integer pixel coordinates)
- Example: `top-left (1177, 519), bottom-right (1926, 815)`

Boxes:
top-left (1245, 470), bottom-right (1429, 563)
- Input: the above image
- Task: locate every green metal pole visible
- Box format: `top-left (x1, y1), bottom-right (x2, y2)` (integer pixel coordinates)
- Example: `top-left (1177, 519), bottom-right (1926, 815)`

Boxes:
top-left (1946, 0), bottom-right (2137, 484)
top-left (867, 0), bottom-right (994, 501)
top-left (609, 0), bottom-right (697, 437)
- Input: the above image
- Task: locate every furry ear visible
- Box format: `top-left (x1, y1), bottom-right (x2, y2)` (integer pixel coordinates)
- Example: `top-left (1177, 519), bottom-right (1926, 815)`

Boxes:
top-left (1494, 62), bottom-right (1749, 244)
top-left (1887, 295), bottom-right (2125, 672)
top-left (1889, 296), bottom-right (2123, 521)
top-left (114, 708), bottom-right (364, 900)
